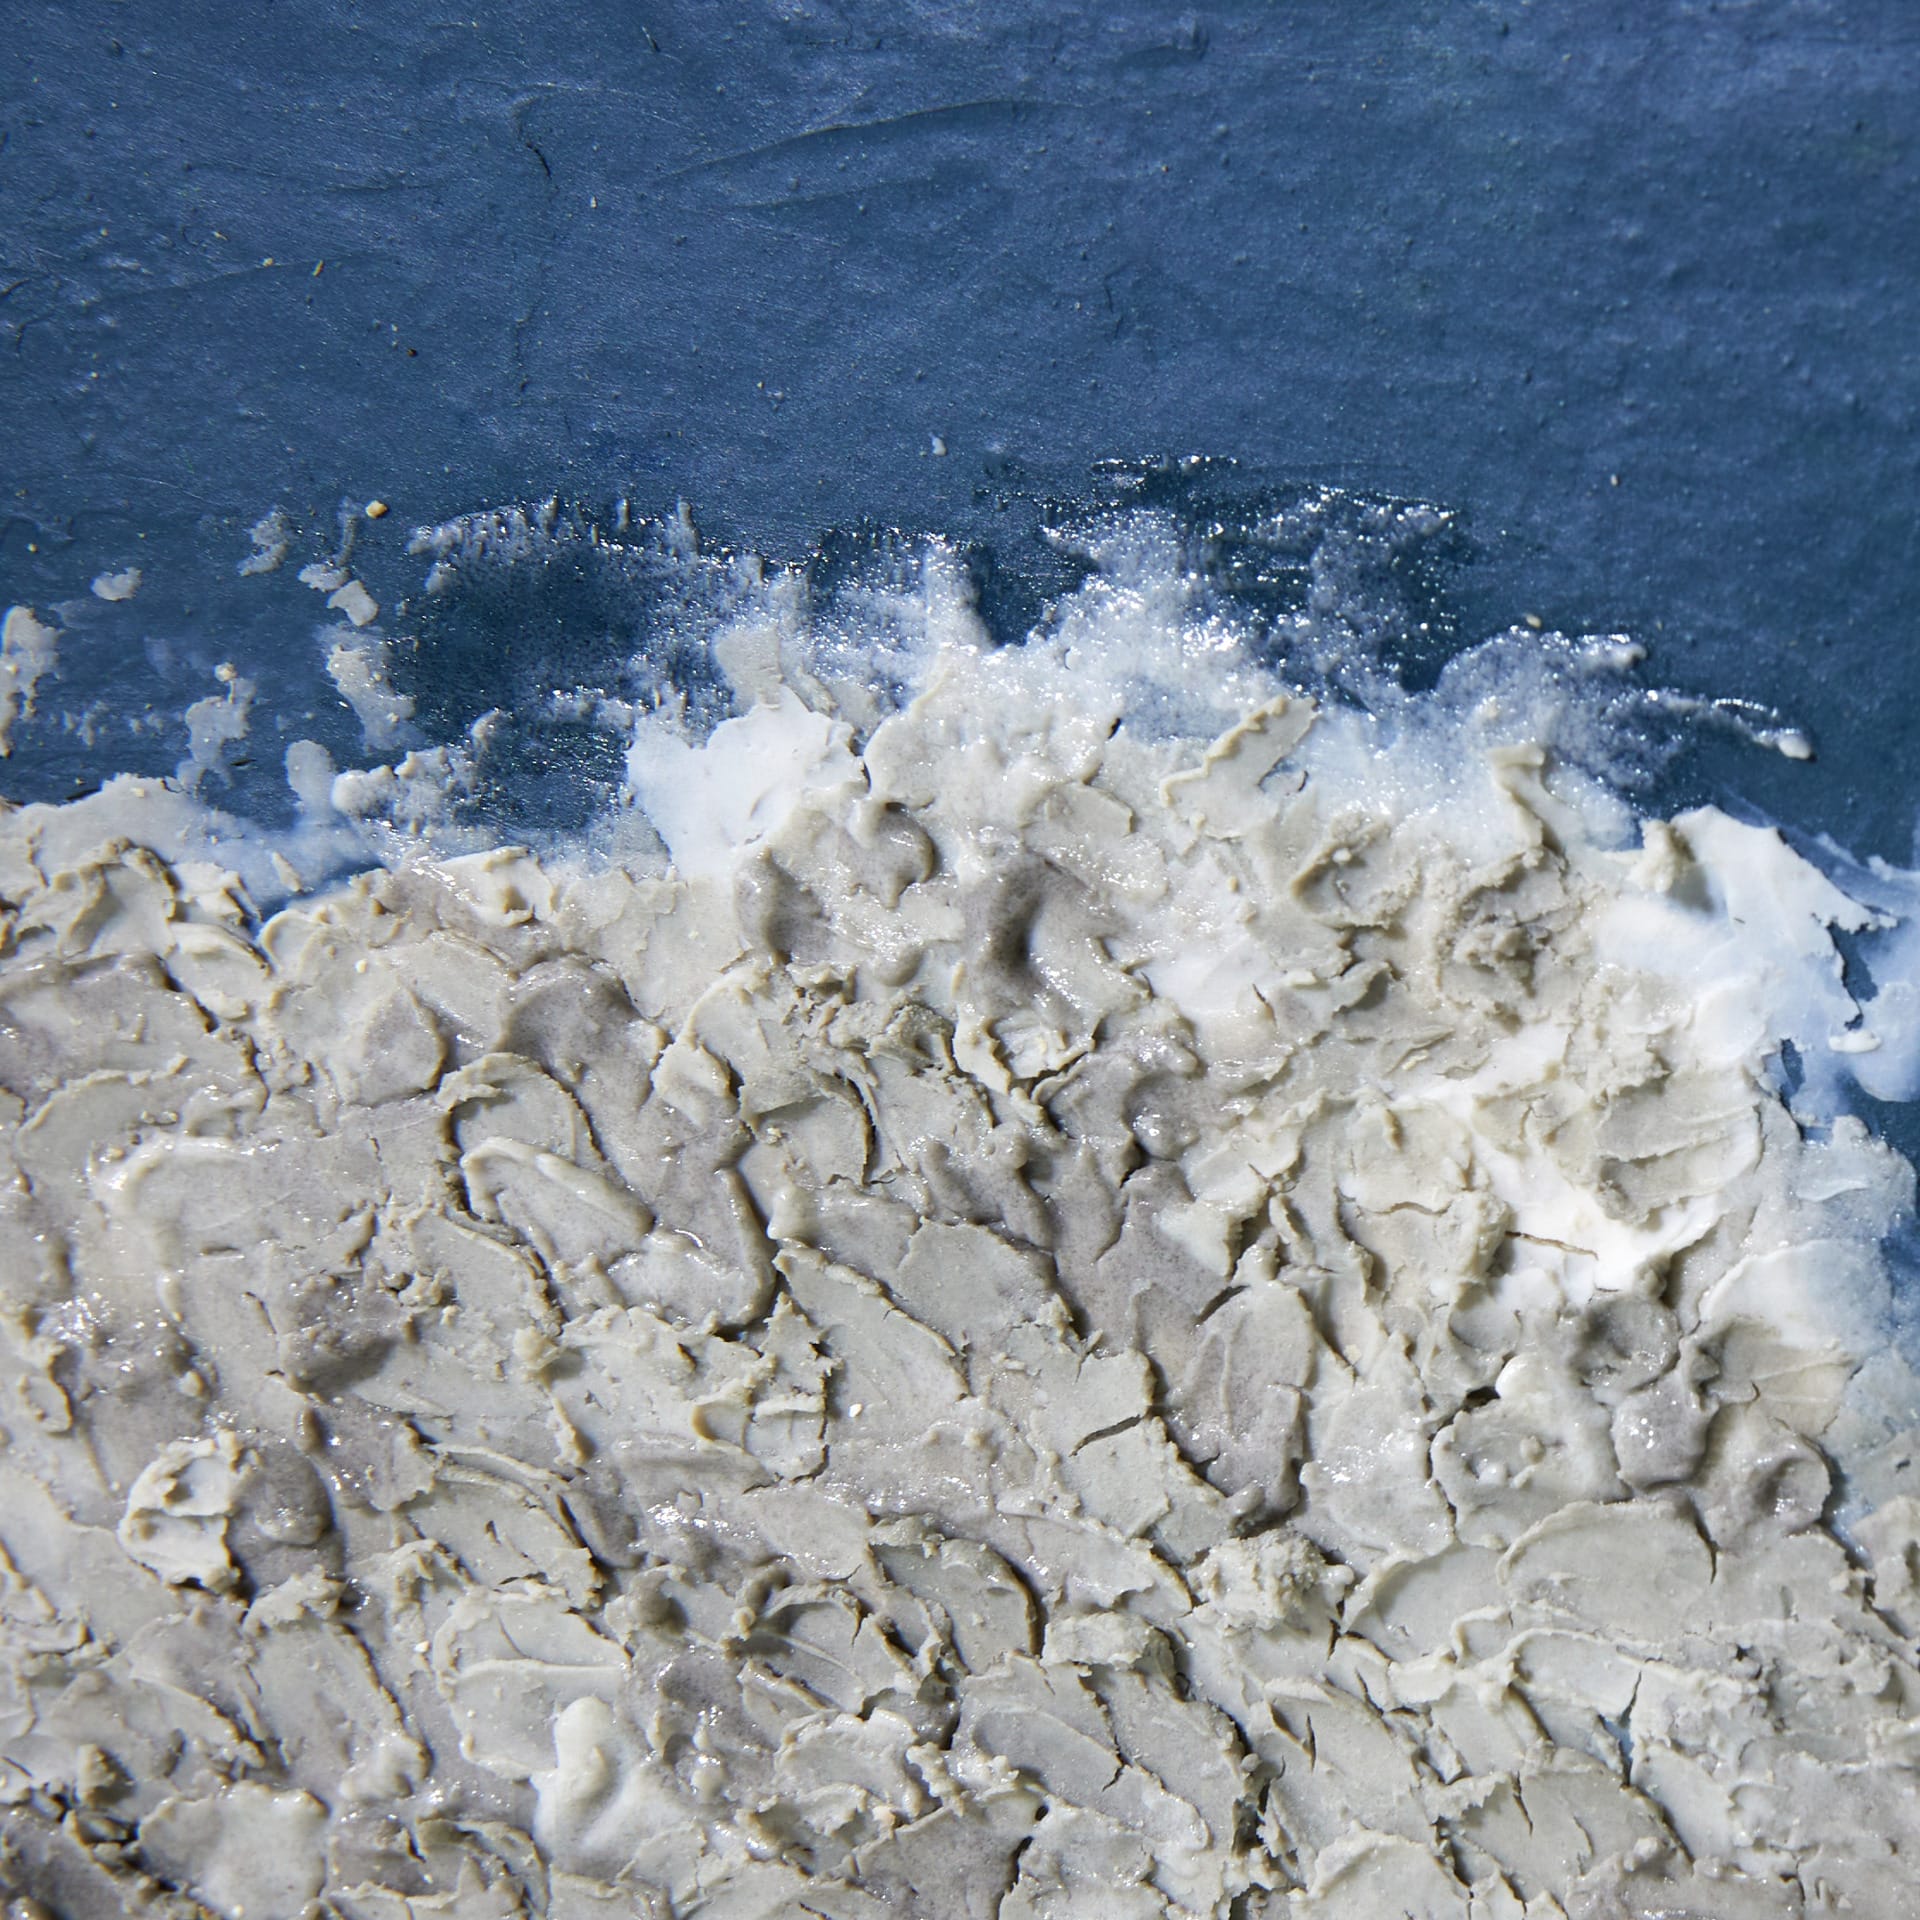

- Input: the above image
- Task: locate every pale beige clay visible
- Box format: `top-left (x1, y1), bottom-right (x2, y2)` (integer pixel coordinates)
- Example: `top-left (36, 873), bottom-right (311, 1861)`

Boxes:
top-left (0, 653), bottom-right (1917, 1919)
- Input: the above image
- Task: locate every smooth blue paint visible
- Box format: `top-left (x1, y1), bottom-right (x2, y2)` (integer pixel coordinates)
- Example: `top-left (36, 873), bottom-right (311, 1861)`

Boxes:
top-left (2, 2), bottom-right (1918, 847)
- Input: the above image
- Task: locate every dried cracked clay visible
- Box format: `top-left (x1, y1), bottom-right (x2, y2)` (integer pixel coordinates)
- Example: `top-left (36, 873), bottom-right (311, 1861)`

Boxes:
top-left (2, 632), bottom-right (1920, 1919)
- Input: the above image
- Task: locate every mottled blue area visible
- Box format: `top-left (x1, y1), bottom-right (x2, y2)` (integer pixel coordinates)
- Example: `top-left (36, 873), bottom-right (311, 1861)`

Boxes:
top-left (3, 1), bottom-right (1919, 850)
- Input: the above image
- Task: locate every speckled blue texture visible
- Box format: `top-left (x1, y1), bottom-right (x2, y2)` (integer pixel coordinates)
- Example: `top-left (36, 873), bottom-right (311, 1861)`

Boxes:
top-left (2, 1), bottom-right (1918, 848)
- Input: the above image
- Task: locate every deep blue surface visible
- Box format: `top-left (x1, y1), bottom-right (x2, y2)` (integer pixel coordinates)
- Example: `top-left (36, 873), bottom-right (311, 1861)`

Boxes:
top-left (4, 1), bottom-right (1920, 849)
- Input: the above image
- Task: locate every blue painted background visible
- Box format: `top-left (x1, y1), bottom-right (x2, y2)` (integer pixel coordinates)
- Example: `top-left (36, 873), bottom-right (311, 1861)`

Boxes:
top-left (4, 1), bottom-right (1919, 850)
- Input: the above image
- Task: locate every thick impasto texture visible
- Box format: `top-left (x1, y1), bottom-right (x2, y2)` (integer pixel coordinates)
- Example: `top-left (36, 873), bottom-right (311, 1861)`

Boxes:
top-left (3, 586), bottom-right (1919, 1920)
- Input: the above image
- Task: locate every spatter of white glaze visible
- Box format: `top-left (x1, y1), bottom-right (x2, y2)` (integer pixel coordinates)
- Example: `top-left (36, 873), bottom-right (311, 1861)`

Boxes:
top-left (2, 624), bottom-right (1920, 1919)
